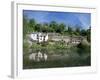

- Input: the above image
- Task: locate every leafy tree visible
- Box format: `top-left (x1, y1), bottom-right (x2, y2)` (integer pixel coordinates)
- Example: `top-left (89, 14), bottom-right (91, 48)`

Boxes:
top-left (49, 21), bottom-right (58, 32)
top-left (42, 25), bottom-right (49, 32)
top-left (76, 27), bottom-right (81, 35)
top-left (77, 39), bottom-right (90, 55)
top-left (80, 29), bottom-right (87, 36)
top-left (23, 16), bottom-right (37, 38)
top-left (28, 19), bottom-right (36, 31)
top-left (41, 23), bottom-right (49, 32)
top-left (35, 24), bottom-right (42, 32)
top-left (68, 26), bottom-right (72, 32)
top-left (23, 15), bottom-right (28, 38)
top-left (67, 26), bottom-right (73, 35)
top-left (87, 27), bottom-right (91, 42)
top-left (56, 23), bottom-right (65, 33)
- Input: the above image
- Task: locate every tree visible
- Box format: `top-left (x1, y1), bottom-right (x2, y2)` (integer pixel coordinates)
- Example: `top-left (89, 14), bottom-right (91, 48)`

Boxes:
top-left (28, 19), bottom-right (36, 32)
top-left (23, 16), bottom-right (37, 38)
top-left (35, 24), bottom-right (42, 32)
top-left (76, 27), bottom-right (80, 33)
top-left (23, 15), bottom-right (28, 38)
top-left (77, 39), bottom-right (90, 55)
top-left (67, 26), bottom-right (73, 35)
top-left (49, 21), bottom-right (58, 32)
top-left (80, 29), bottom-right (87, 36)
top-left (56, 23), bottom-right (65, 33)
top-left (87, 27), bottom-right (91, 42)
top-left (41, 23), bottom-right (49, 32)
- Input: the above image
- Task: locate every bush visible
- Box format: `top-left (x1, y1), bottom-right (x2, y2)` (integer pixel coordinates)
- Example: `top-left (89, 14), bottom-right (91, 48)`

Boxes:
top-left (77, 40), bottom-right (90, 55)
top-left (41, 42), bottom-right (49, 46)
top-left (23, 42), bottom-right (30, 54)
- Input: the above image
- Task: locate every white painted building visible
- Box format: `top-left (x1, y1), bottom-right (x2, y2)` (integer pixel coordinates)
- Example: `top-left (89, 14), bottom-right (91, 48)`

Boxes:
top-left (29, 32), bottom-right (48, 43)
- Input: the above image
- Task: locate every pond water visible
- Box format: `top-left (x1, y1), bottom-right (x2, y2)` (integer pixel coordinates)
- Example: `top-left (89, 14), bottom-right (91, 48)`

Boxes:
top-left (23, 49), bottom-right (91, 69)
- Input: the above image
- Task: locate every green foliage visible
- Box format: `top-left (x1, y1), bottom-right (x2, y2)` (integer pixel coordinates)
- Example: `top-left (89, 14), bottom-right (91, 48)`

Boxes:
top-left (41, 25), bottom-right (49, 32)
top-left (77, 40), bottom-right (90, 55)
top-left (80, 29), bottom-right (87, 36)
top-left (29, 19), bottom-right (36, 28)
top-left (28, 19), bottom-right (36, 32)
top-left (76, 27), bottom-right (80, 33)
top-left (80, 28), bottom-right (91, 42)
top-left (87, 27), bottom-right (91, 42)
top-left (23, 15), bottom-right (28, 38)
top-left (49, 21), bottom-right (58, 31)
top-left (34, 24), bottom-right (42, 32)
top-left (23, 41), bottom-right (30, 54)
top-left (68, 26), bottom-right (72, 33)
top-left (56, 23), bottom-right (65, 33)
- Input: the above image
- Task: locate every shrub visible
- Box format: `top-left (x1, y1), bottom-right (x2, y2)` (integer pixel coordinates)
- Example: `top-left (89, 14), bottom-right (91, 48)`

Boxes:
top-left (77, 39), bottom-right (90, 55)
top-left (23, 42), bottom-right (30, 54)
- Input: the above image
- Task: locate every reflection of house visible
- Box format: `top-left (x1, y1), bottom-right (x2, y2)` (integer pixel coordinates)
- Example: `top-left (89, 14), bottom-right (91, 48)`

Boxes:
top-left (29, 32), bottom-right (48, 43)
top-left (29, 52), bottom-right (48, 62)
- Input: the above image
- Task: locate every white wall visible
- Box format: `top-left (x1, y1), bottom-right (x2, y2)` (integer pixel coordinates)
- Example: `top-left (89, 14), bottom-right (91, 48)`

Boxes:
top-left (0, 0), bottom-right (100, 80)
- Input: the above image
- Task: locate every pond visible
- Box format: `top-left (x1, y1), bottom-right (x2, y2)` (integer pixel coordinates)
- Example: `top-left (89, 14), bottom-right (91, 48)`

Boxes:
top-left (23, 48), bottom-right (91, 69)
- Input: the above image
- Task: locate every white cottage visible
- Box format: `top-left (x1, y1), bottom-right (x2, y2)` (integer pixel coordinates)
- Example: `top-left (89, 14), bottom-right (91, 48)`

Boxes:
top-left (30, 32), bottom-right (48, 43)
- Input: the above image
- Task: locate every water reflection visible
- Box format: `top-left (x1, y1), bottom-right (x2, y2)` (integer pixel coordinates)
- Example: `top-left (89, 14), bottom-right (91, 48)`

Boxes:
top-left (29, 51), bottom-right (48, 62)
top-left (28, 50), bottom-right (70, 62)
top-left (23, 49), bottom-right (90, 69)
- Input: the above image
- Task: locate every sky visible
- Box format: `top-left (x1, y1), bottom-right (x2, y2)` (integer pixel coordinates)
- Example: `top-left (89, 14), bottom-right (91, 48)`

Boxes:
top-left (23, 10), bottom-right (91, 29)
